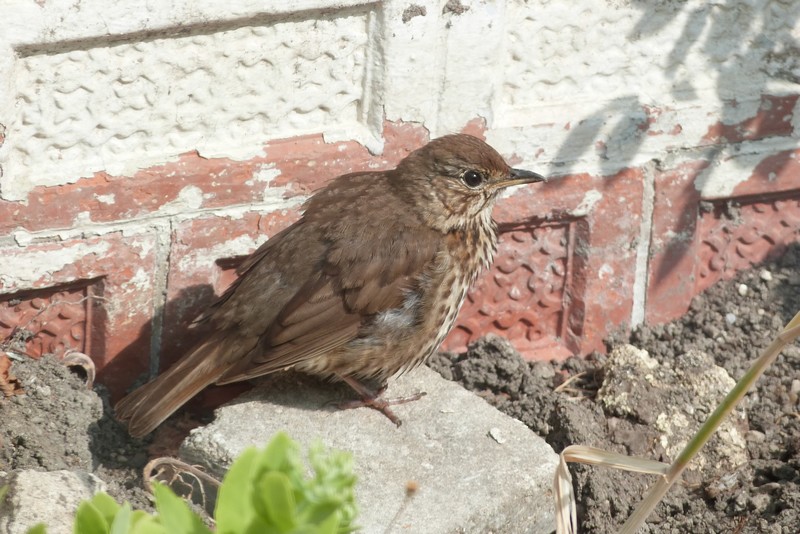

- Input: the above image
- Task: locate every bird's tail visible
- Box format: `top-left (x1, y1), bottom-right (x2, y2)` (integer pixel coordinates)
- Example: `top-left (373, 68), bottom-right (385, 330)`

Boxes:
top-left (115, 334), bottom-right (239, 438)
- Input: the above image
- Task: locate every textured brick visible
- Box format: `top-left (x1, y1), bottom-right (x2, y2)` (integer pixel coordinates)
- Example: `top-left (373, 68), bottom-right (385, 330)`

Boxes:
top-left (696, 194), bottom-right (800, 293)
top-left (646, 161), bottom-right (708, 324)
top-left (0, 232), bottom-right (158, 397)
top-left (647, 152), bottom-right (800, 324)
top-left (701, 95), bottom-right (798, 146)
top-left (445, 167), bottom-right (644, 359)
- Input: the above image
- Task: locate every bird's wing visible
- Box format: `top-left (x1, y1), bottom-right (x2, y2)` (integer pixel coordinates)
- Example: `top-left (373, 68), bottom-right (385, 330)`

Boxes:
top-left (216, 219), bottom-right (442, 384)
top-left (190, 220), bottom-right (300, 329)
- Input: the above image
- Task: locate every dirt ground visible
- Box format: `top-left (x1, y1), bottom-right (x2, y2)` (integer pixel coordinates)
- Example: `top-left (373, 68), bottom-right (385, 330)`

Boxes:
top-left (430, 242), bottom-right (800, 533)
top-left (2, 243), bottom-right (799, 533)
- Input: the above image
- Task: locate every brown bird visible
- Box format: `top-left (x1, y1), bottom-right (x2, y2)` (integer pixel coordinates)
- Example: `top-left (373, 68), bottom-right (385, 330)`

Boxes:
top-left (115, 134), bottom-right (546, 437)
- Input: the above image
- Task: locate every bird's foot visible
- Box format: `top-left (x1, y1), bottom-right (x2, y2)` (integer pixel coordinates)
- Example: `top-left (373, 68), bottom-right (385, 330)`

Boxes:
top-left (337, 391), bottom-right (427, 426)
top-left (338, 376), bottom-right (426, 426)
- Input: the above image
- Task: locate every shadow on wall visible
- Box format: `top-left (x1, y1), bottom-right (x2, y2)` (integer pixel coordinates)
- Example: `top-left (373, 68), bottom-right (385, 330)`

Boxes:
top-left (549, 0), bottom-right (800, 179)
top-left (545, 0), bottom-right (800, 289)
top-left (102, 283), bottom-right (249, 409)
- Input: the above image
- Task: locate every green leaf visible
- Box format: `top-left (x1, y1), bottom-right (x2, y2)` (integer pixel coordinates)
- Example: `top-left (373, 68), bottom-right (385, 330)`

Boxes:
top-left (256, 471), bottom-right (297, 531)
top-left (313, 509), bottom-right (341, 534)
top-left (25, 524), bottom-right (48, 534)
top-left (109, 502), bottom-right (132, 534)
top-left (91, 493), bottom-right (122, 527)
top-left (129, 514), bottom-right (167, 534)
top-left (262, 432), bottom-right (293, 472)
top-left (74, 500), bottom-right (109, 534)
top-left (215, 447), bottom-right (258, 533)
top-left (129, 510), bottom-right (154, 527)
top-left (153, 483), bottom-right (211, 534)
top-left (298, 502), bottom-right (339, 527)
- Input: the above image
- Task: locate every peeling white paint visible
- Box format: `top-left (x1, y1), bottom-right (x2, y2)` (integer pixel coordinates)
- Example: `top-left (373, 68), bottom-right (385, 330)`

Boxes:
top-left (249, 164), bottom-right (281, 185)
top-left (12, 230), bottom-right (34, 247)
top-left (161, 186), bottom-right (205, 213)
top-left (96, 194), bottom-right (115, 205)
top-left (693, 138), bottom-right (797, 198)
top-left (73, 212), bottom-right (94, 226)
top-left (571, 189), bottom-right (603, 217)
top-left (791, 99), bottom-right (800, 136)
top-left (8, 199), bottom-right (302, 249)
top-left (177, 234), bottom-right (265, 274)
top-left (598, 263), bottom-right (615, 280)
top-left (0, 0), bottom-right (793, 202)
top-left (122, 267), bottom-right (152, 293)
top-left (0, 240), bottom-right (111, 290)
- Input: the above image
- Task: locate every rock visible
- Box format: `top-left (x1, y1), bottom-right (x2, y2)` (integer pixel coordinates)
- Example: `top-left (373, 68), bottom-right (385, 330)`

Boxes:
top-left (738, 284), bottom-right (748, 297)
top-left (597, 345), bottom-right (748, 483)
top-left (181, 366), bottom-right (558, 534)
top-left (0, 470), bottom-right (106, 534)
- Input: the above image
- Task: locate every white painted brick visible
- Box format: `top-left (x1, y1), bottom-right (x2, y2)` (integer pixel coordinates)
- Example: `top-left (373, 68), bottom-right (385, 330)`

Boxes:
top-left (2, 0), bottom-right (798, 199)
top-left (1, 1), bottom-right (382, 200)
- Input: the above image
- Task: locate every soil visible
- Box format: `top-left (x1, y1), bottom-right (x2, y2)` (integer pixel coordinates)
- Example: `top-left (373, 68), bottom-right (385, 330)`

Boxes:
top-left (429, 242), bottom-right (800, 533)
top-left (1, 243), bottom-right (799, 533)
top-left (0, 355), bottom-right (155, 513)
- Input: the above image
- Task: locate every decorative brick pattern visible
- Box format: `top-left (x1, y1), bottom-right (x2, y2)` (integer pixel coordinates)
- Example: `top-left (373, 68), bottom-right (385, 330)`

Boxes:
top-left (0, 283), bottom-right (94, 358)
top-left (697, 193), bottom-right (800, 293)
top-left (447, 221), bottom-right (573, 357)
top-left (7, 6), bottom-right (379, 194)
top-left (0, 233), bottom-right (159, 398)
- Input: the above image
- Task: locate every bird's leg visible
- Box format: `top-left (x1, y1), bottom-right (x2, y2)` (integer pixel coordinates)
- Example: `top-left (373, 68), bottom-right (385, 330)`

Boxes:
top-left (337, 376), bottom-right (427, 426)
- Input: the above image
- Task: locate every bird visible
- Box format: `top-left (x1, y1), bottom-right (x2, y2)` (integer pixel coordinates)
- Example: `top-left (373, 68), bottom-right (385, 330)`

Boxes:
top-left (115, 134), bottom-right (546, 437)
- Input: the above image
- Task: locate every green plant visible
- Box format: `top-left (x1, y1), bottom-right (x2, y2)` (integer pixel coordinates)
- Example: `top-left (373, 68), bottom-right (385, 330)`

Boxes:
top-left (24, 432), bottom-right (357, 534)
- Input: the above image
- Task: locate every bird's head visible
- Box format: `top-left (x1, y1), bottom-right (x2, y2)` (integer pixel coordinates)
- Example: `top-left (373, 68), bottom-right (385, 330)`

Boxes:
top-left (393, 134), bottom-right (546, 231)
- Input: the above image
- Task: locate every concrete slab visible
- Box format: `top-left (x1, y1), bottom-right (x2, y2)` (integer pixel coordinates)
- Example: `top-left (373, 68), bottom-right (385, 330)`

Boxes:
top-left (180, 366), bottom-right (558, 534)
top-left (0, 470), bottom-right (105, 534)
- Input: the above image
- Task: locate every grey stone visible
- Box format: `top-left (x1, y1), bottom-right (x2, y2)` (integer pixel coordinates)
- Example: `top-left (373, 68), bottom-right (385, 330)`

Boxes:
top-left (598, 344), bottom-right (748, 482)
top-left (181, 366), bottom-right (558, 534)
top-left (0, 470), bottom-right (106, 534)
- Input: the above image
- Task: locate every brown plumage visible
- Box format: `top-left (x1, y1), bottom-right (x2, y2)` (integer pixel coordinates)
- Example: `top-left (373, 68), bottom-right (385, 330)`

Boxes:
top-left (115, 134), bottom-right (546, 437)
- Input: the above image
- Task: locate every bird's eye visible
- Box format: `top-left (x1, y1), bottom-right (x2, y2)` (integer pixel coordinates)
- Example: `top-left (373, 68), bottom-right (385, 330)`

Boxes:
top-left (461, 170), bottom-right (486, 188)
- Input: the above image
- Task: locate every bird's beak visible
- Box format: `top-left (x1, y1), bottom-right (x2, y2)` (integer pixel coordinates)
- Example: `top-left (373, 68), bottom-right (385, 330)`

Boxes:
top-left (497, 167), bottom-right (547, 189)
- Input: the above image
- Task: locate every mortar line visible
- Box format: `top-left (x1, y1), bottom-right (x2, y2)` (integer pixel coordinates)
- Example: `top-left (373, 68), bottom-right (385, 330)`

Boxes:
top-left (148, 219), bottom-right (172, 379)
top-left (631, 160), bottom-right (656, 327)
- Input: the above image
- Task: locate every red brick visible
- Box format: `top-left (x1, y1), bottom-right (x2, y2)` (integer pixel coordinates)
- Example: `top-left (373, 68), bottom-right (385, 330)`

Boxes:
top-left (647, 152), bottom-right (800, 324)
top-left (696, 193), bottom-right (800, 293)
top-left (444, 167), bottom-right (644, 359)
top-left (732, 148), bottom-right (800, 198)
top-left (0, 232), bottom-right (158, 398)
top-left (701, 94), bottom-right (798, 145)
top-left (646, 161), bottom-right (708, 324)
top-left (0, 121), bottom-right (431, 235)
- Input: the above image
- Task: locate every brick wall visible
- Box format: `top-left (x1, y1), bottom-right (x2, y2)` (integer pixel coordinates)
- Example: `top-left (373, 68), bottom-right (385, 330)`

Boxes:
top-left (1, 0), bottom-right (798, 397)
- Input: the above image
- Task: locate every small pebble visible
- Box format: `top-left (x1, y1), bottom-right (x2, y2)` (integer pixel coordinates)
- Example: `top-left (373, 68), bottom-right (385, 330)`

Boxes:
top-left (790, 379), bottom-right (800, 404)
top-left (488, 427), bottom-right (506, 444)
top-left (531, 361), bottom-right (555, 380)
top-left (754, 481), bottom-right (781, 494)
top-left (759, 269), bottom-right (773, 282)
top-left (725, 313), bottom-right (737, 325)
top-left (749, 493), bottom-right (771, 512)
top-left (737, 284), bottom-right (748, 297)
